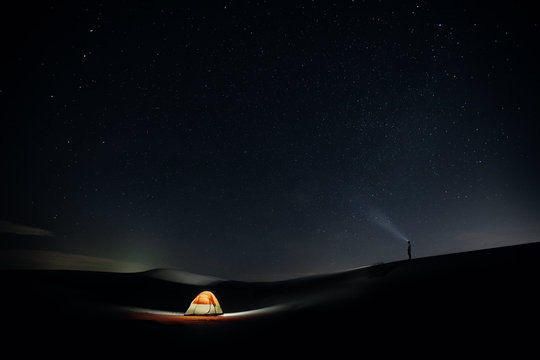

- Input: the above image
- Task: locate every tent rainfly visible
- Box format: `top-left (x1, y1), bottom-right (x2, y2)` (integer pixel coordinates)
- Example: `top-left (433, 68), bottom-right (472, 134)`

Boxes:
top-left (184, 291), bottom-right (223, 316)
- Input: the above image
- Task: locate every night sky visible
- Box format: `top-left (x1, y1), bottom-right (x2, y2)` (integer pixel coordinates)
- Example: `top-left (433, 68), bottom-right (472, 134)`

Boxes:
top-left (1, 1), bottom-right (539, 280)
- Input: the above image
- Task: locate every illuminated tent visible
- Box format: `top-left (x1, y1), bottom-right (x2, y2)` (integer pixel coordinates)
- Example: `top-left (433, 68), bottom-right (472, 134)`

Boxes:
top-left (184, 291), bottom-right (223, 316)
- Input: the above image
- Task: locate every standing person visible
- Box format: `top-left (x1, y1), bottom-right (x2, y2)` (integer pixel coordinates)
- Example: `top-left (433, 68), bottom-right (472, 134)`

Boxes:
top-left (407, 240), bottom-right (411, 260)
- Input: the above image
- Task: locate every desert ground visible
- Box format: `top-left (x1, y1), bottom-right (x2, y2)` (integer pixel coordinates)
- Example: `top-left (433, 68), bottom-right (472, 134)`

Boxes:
top-left (2, 242), bottom-right (539, 356)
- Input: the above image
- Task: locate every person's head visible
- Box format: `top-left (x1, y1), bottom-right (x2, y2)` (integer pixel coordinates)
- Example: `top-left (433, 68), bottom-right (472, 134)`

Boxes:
top-left (407, 240), bottom-right (410, 244)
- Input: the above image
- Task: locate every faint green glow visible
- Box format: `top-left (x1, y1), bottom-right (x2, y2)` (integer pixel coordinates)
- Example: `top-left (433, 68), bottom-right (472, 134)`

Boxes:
top-left (0, 249), bottom-right (152, 273)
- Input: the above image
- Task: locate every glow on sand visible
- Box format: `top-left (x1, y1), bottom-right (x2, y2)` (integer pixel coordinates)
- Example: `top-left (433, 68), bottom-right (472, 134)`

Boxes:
top-left (122, 304), bottom-right (288, 323)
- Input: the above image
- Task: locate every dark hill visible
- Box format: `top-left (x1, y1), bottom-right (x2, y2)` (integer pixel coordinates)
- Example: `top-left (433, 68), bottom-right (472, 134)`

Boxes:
top-left (2, 242), bottom-right (539, 356)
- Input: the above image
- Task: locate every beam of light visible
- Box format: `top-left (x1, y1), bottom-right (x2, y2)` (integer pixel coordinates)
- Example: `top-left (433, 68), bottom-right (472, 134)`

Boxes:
top-left (221, 304), bottom-right (289, 317)
top-left (367, 208), bottom-right (409, 242)
top-left (122, 306), bottom-right (185, 316)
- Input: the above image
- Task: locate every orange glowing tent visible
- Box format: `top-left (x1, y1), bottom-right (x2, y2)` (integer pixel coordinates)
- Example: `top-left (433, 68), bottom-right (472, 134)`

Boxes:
top-left (184, 291), bottom-right (223, 316)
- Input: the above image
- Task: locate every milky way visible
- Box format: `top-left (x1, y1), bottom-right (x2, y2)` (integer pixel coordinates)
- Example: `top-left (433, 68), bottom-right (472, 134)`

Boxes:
top-left (1, 1), bottom-right (539, 279)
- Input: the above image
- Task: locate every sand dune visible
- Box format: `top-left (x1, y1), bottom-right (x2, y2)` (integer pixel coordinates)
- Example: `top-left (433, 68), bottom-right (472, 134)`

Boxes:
top-left (2, 242), bottom-right (540, 355)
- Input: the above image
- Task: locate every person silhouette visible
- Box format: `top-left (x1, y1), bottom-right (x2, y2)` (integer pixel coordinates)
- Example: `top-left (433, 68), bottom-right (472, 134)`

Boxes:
top-left (407, 240), bottom-right (411, 260)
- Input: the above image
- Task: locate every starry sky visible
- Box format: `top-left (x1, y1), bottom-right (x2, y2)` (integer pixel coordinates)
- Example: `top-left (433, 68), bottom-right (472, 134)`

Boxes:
top-left (1, 1), bottom-right (539, 280)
